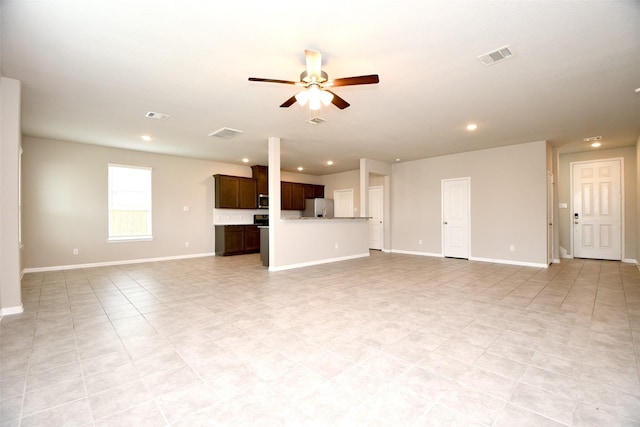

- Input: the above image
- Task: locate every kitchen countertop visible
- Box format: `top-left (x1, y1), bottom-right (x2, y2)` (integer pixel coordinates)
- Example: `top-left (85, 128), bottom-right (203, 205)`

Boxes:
top-left (281, 217), bottom-right (370, 220)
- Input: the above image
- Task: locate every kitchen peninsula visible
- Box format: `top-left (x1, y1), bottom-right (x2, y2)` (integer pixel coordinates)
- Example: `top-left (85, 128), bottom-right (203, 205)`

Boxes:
top-left (266, 216), bottom-right (370, 270)
top-left (213, 155), bottom-right (372, 270)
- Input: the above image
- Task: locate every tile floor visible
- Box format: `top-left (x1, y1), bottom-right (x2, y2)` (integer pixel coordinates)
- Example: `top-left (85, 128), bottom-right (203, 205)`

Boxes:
top-left (1, 252), bottom-right (640, 426)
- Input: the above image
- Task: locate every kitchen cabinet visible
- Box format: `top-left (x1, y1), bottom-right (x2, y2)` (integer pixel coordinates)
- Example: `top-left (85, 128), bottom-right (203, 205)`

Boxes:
top-left (214, 175), bottom-right (257, 209)
top-left (281, 181), bottom-right (325, 210)
top-left (281, 181), bottom-right (303, 210)
top-left (215, 225), bottom-right (260, 255)
top-left (304, 184), bottom-right (324, 199)
top-left (251, 165), bottom-right (268, 195)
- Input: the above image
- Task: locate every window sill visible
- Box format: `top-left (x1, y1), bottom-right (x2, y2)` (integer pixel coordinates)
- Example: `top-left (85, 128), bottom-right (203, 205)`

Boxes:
top-left (108, 236), bottom-right (154, 243)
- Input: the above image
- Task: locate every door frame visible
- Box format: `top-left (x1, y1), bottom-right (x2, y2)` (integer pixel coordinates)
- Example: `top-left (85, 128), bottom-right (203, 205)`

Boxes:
top-left (368, 186), bottom-right (384, 250)
top-left (441, 177), bottom-right (471, 259)
top-left (569, 157), bottom-right (624, 260)
top-left (547, 171), bottom-right (554, 264)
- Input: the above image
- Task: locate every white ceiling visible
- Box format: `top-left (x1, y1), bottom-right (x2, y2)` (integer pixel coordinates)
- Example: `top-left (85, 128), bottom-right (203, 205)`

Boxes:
top-left (2, 1), bottom-right (639, 175)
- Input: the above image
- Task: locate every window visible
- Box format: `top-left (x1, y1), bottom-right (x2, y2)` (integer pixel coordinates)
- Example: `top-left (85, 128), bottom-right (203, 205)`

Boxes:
top-left (108, 164), bottom-right (152, 241)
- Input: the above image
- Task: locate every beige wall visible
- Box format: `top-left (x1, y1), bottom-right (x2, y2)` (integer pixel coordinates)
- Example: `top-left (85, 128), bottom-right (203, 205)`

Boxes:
top-left (391, 141), bottom-right (549, 266)
top-left (558, 147), bottom-right (637, 262)
top-left (22, 137), bottom-right (255, 269)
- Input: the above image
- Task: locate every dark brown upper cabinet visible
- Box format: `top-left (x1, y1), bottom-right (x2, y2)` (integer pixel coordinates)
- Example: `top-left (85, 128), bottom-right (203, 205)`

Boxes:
top-left (214, 175), bottom-right (257, 209)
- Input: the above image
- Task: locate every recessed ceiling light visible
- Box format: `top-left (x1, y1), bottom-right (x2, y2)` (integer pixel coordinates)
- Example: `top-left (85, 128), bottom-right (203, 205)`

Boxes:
top-left (140, 135), bottom-right (152, 142)
top-left (635, 87), bottom-right (640, 93)
top-left (242, 158), bottom-right (249, 163)
top-left (326, 160), bottom-right (334, 166)
top-left (297, 166), bottom-right (304, 171)
top-left (466, 124), bottom-right (478, 131)
top-left (591, 142), bottom-right (601, 148)
top-left (395, 158), bottom-right (401, 162)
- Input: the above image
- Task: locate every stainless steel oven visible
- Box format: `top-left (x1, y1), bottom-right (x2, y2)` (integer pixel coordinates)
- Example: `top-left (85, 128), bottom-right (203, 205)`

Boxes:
top-left (254, 214), bottom-right (269, 226)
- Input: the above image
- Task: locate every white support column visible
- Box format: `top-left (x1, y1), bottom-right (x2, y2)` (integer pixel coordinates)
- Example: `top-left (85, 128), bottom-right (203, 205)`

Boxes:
top-left (0, 77), bottom-right (24, 316)
top-left (268, 137), bottom-right (281, 269)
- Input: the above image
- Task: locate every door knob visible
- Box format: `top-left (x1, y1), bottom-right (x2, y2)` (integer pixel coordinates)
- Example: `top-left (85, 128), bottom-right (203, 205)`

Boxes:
top-left (443, 221), bottom-right (448, 225)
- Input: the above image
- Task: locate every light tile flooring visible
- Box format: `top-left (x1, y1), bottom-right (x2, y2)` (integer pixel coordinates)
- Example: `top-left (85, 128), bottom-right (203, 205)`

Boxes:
top-left (1, 252), bottom-right (640, 426)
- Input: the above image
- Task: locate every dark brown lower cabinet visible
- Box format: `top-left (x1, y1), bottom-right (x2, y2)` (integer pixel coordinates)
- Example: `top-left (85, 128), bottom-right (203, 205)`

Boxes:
top-left (215, 225), bottom-right (260, 256)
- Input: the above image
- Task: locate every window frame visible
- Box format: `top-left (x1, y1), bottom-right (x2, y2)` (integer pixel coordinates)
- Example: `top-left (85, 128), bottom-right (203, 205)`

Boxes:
top-left (107, 163), bottom-right (153, 242)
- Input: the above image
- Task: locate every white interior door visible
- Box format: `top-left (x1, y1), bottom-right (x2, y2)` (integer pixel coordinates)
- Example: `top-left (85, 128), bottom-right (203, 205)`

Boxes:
top-left (572, 159), bottom-right (622, 260)
top-left (333, 189), bottom-right (354, 218)
top-left (368, 186), bottom-right (383, 250)
top-left (442, 178), bottom-right (470, 259)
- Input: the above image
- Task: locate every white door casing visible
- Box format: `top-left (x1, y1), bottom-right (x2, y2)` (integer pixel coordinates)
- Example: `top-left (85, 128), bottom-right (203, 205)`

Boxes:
top-left (571, 159), bottom-right (622, 260)
top-left (442, 178), bottom-right (470, 259)
top-left (368, 186), bottom-right (383, 250)
top-left (548, 172), bottom-right (554, 264)
top-left (333, 189), bottom-right (354, 218)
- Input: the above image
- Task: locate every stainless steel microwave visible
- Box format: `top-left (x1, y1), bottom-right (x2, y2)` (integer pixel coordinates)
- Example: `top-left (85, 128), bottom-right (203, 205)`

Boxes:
top-left (258, 194), bottom-right (268, 209)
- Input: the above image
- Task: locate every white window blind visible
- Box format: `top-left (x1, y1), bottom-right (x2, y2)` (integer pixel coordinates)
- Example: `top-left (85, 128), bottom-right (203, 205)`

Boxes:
top-left (108, 164), bottom-right (152, 241)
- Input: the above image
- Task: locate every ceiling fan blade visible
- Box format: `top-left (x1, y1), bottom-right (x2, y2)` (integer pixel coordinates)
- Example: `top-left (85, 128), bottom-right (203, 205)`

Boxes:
top-left (330, 74), bottom-right (380, 87)
top-left (326, 90), bottom-right (350, 109)
top-left (305, 49), bottom-right (322, 80)
top-left (248, 77), bottom-right (297, 85)
top-left (280, 95), bottom-right (297, 108)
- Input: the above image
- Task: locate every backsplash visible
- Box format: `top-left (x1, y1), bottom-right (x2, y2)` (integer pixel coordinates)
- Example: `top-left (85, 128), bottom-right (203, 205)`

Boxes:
top-left (213, 208), bottom-right (267, 225)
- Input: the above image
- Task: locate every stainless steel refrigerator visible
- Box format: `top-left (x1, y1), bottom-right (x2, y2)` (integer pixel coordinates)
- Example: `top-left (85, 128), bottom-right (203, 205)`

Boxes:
top-left (302, 198), bottom-right (334, 218)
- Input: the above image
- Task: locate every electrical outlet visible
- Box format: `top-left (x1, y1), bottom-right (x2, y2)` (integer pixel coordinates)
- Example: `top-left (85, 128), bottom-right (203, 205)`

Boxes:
top-left (509, 245), bottom-right (515, 252)
top-left (72, 248), bottom-right (79, 255)
top-left (334, 243), bottom-right (339, 249)
top-left (418, 239), bottom-right (423, 245)
top-left (183, 205), bottom-right (189, 212)
top-left (185, 241), bottom-right (190, 248)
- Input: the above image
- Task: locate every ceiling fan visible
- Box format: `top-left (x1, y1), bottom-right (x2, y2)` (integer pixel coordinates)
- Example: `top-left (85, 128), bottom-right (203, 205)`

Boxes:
top-left (248, 49), bottom-right (379, 110)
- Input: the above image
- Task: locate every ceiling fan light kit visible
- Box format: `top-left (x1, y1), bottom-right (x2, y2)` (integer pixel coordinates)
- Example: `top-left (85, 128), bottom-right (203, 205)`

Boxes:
top-left (249, 49), bottom-right (379, 110)
top-left (296, 85), bottom-right (334, 110)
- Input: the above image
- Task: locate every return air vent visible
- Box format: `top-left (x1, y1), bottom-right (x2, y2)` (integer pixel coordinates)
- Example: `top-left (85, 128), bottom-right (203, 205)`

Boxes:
top-left (583, 136), bottom-right (602, 142)
top-left (307, 117), bottom-right (326, 125)
top-left (145, 111), bottom-right (170, 120)
top-left (208, 127), bottom-right (243, 139)
top-left (476, 45), bottom-right (515, 66)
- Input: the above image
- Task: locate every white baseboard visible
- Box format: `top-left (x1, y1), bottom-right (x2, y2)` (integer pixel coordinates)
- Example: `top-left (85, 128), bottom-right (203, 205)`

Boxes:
top-left (391, 249), bottom-right (444, 258)
top-left (390, 250), bottom-right (547, 268)
top-left (623, 258), bottom-right (638, 264)
top-left (22, 252), bottom-right (215, 273)
top-left (469, 257), bottom-right (548, 268)
top-left (552, 258), bottom-right (561, 264)
top-left (0, 304), bottom-right (24, 318)
top-left (268, 252), bottom-right (370, 271)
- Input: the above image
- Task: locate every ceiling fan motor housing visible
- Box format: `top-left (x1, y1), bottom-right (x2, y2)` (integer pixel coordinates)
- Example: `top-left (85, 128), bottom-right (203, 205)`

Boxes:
top-left (300, 70), bottom-right (329, 84)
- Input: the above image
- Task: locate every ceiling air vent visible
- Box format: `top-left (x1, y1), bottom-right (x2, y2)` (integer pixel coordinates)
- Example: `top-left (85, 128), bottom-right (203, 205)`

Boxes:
top-left (583, 136), bottom-right (602, 142)
top-left (145, 111), bottom-right (170, 120)
top-left (476, 45), bottom-right (515, 66)
top-left (208, 127), bottom-right (243, 139)
top-left (307, 117), bottom-right (326, 125)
